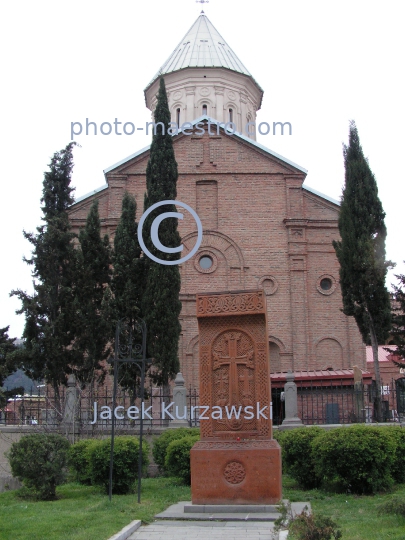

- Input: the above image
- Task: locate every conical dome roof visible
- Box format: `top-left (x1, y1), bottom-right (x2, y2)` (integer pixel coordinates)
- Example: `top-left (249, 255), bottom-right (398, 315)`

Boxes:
top-left (145, 12), bottom-right (257, 89)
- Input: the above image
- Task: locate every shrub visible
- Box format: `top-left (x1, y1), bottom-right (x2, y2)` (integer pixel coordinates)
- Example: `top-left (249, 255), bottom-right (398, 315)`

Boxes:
top-left (89, 436), bottom-right (149, 494)
top-left (273, 429), bottom-right (287, 447)
top-left (165, 434), bottom-right (199, 484)
top-left (280, 427), bottom-right (323, 489)
top-left (289, 510), bottom-right (342, 540)
top-left (152, 427), bottom-right (200, 473)
top-left (377, 495), bottom-right (405, 517)
top-left (8, 433), bottom-right (70, 500)
top-left (383, 427), bottom-right (405, 484)
top-left (274, 502), bottom-right (342, 539)
top-left (68, 439), bottom-right (101, 484)
top-left (312, 425), bottom-right (396, 494)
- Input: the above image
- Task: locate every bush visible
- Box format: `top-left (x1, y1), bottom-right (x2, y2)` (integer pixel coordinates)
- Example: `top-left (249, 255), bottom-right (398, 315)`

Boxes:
top-left (89, 436), bottom-right (149, 494)
top-left (289, 510), bottom-right (342, 540)
top-left (68, 439), bottom-right (101, 485)
top-left (312, 425), bottom-right (396, 494)
top-left (383, 427), bottom-right (405, 484)
top-left (274, 502), bottom-right (342, 539)
top-left (377, 495), bottom-right (405, 517)
top-left (165, 434), bottom-right (199, 484)
top-left (8, 433), bottom-right (70, 500)
top-left (152, 427), bottom-right (200, 473)
top-left (273, 429), bottom-right (287, 447)
top-left (280, 427), bottom-right (323, 489)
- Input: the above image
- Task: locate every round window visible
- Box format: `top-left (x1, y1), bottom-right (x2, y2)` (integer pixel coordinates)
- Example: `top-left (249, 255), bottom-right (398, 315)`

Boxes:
top-left (320, 278), bottom-right (332, 291)
top-left (199, 255), bottom-right (213, 270)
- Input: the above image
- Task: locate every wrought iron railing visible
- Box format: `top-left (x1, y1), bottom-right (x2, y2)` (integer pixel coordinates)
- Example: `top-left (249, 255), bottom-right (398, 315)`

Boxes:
top-left (2, 378), bottom-right (404, 428)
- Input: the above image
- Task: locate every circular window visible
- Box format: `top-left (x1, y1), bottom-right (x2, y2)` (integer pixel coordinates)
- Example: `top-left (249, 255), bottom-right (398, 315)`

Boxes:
top-left (199, 256), bottom-right (213, 269)
top-left (317, 274), bottom-right (336, 296)
top-left (320, 278), bottom-right (332, 291)
top-left (194, 251), bottom-right (218, 274)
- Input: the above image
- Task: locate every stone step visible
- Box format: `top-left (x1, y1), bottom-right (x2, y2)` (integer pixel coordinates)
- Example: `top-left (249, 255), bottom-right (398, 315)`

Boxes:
top-left (154, 500), bottom-right (310, 523)
top-left (184, 503), bottom-right (280, 514)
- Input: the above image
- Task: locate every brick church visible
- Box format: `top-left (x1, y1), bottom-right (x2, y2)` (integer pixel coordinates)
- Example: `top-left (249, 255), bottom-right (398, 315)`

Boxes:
top-left (68, 12), bottom-right (366, 390)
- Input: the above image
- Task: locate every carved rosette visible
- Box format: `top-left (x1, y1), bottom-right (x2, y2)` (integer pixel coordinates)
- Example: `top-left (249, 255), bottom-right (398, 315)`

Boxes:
top-left (223, 461), bottom-right (246, 484)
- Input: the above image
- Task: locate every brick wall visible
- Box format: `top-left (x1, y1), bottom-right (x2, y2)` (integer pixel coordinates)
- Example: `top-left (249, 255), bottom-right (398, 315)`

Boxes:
top-left (68, 124), bottom-right (366, 389)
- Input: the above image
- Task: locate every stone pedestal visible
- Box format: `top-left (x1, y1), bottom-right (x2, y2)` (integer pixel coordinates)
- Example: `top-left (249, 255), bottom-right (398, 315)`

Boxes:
top-left (281, 370), bottom-right (303, 428)
top-left (191, 439), bottom-right (281, 504)
top-left (62, 374), bottom-right (79, 442)
top-left (170, 372), bottom-right (189, 428)
top-left (191, 290), bottom-right (282, 505)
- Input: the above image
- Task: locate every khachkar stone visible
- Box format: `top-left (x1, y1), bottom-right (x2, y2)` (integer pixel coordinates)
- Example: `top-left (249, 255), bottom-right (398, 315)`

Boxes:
top-left (190, 290), bottom-right (282, 504)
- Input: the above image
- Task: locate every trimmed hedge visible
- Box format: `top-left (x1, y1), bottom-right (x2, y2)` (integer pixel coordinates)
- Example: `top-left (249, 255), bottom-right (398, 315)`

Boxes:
top-left (89, 436), bottom-right (149, 494)
top-left (278, 427), bottom-right (324, 489)
top-left (165, 434), bottom-right (200, 484)
top-left (384, 427), bottom-right (405, 484)
top-left (68, 439), bottom-right (100, 485)
top-left (152, 427), bottom-right (200, 473)
top-left (8, 433), bottom-right (70, 500)
top-left (312, 425), bottom-right (396, 494)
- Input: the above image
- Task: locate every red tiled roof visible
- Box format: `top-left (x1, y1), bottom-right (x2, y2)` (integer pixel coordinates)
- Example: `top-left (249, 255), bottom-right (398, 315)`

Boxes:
top-left (366, 345), bottom-right (399, 363)
top-left (270, 369), bottom-right (373, 388)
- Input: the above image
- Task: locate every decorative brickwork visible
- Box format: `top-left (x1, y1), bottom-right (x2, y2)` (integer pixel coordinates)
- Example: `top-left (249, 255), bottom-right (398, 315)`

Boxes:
top-left (67, 125), bottom-right (366, 389)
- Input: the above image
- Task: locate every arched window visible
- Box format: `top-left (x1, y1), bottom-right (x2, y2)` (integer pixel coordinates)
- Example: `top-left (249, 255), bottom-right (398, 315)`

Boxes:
top-left (202, 104), bottom-right (207, 116)
top-left (176, 108), bottom-right (180, 126)
top-left (229, 108), bottom-right (233, 123)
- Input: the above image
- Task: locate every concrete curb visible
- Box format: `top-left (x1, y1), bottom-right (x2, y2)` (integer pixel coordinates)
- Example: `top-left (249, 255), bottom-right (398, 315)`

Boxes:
top-left (107, 519), bottom-right (141, 540)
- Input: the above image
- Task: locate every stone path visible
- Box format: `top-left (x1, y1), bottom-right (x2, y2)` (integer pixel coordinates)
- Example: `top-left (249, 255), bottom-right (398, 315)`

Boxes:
top-left (127, 520), bottom-right (281, 540)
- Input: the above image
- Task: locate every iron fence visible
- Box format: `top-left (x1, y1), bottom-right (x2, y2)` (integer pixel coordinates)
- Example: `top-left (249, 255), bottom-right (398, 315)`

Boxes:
top-left (296, 379), bottom-right (404, 426)
top-left (2, 378), bottom-right (404, 429)
top-left (0, 383), bottom-right (201, 430)
top-left (0, 385), bottom-right (66, 426)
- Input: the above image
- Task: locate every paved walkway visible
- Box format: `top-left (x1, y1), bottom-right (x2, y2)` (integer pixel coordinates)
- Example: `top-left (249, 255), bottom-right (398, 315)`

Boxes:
top-left (128, 520), bottom-right (280, 540)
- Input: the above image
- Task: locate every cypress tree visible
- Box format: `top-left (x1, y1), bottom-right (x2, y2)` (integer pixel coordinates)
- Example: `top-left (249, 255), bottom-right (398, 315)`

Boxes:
top-left (387, 272), bottom-right (405, 368)
top-left (72, 200), bottom-right (112, 387)
top-left (0, 326), bottom-right (19, 409)
top-left (11, 143), bottom-right (78, 404)
top-left (111, 192), bottom-right (143, 400)
top-left (0, 326), bottom-right (17, 387)
top-left (333, 121), bottom-right (391, 422)
top-left (142, 77), bottom-right (182, 389)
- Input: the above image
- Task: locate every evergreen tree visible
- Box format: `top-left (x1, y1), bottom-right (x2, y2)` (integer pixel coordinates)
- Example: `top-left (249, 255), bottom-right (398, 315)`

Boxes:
top-left (71, 200), bottom-right (113, 387)
top-left (387, 272), bottom-right (405, 368)
top-left (11, 143), bottom-right (78, 403)
top-left (333, 121), bottom-right (391, 422)
top-left (0, 326), bottom-right (21, 409)
top-left (142, 77), bottom-right (182, 389)
top-left (111, 192), bottom-right (143, 400)
top-left (0, 326), bottom-right (17, 388)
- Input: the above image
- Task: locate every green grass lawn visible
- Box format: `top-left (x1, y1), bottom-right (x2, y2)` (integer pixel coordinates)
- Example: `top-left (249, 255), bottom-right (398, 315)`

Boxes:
top-left (0, 478), bottom-right (190, 540)
top-left (1, 477), bottom-right (404, 540)
top-left (283, 476), bottom-right (405, 540)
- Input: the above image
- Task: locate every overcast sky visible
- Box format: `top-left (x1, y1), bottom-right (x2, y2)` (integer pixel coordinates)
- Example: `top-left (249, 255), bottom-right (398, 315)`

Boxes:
top-left (1, 0), bottom-right (404, 339)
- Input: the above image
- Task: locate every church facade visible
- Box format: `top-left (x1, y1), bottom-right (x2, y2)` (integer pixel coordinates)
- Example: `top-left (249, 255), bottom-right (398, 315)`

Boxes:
top-left (68, 13), bottom-right (366, 390)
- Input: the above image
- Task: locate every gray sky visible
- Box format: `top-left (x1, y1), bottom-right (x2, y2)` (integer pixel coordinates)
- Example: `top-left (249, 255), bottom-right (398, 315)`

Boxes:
top-left (1, 0), bottom-right (404, 338)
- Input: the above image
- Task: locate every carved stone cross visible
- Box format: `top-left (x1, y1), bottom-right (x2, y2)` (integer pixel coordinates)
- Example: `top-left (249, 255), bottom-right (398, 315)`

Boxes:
top-left (214, 332), bottom-right (250, 405)
top-left (239, 368), bottom-right (254, 405)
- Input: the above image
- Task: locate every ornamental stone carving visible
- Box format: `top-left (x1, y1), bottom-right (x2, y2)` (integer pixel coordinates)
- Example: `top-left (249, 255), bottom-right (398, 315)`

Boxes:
top-left (190, 290), bottom-right (282, 504)
top-left (223, 461), bottom-right (246, 484)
